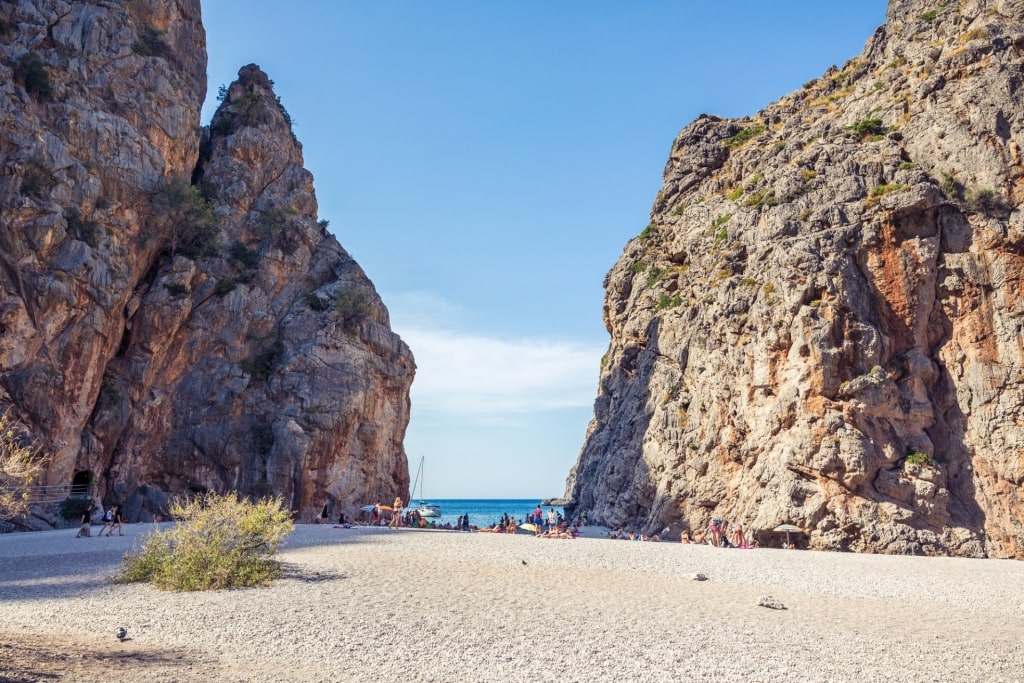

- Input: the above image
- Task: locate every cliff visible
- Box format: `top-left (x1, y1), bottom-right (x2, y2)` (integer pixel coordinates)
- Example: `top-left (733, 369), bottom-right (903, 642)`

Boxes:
top-left (567, 0), bottom-right (1024, 558)
top-left (0, 1), bottom-right (414, 524)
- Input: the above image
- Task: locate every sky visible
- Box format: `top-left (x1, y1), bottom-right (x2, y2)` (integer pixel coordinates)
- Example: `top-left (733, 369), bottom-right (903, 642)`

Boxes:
top-left (201, 1), bottom-right (889, 498)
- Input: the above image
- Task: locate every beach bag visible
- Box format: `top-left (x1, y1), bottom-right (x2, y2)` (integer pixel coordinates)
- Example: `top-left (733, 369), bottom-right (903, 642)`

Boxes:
top-left (79, 523), bottom-right (91, 536)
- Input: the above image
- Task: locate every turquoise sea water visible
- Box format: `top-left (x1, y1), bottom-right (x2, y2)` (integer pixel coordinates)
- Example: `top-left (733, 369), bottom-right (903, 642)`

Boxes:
top-left (412, 499), bottom-right (565, 528)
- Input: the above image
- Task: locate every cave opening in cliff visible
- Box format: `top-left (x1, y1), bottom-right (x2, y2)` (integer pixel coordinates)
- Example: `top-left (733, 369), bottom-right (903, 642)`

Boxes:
top-left (70, 471), bottom-right (92, 497)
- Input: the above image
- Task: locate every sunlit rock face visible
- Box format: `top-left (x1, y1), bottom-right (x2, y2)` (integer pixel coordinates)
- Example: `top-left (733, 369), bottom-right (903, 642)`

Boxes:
top-left (0, 2), bottom-right (413, 525)
top-left (567, 0), bottom-right (1024, 558)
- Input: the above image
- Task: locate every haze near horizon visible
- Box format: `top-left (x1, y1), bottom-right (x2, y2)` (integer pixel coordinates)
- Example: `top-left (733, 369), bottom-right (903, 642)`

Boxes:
top-left (201, 1), bottom-right (889, 498)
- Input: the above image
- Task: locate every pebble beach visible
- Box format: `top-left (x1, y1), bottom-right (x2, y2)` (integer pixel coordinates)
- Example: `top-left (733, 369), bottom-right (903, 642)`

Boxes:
top-left (2, 523), bottom-right (1023, 682)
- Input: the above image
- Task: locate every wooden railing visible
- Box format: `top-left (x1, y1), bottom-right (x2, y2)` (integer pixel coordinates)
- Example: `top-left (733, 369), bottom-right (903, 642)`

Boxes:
top-left (3, 483), bottom-right (100, 505)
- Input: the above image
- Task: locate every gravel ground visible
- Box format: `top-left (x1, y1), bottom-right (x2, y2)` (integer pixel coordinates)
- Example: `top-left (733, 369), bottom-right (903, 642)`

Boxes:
top-left (1, 523), bottom-right (1023, 682)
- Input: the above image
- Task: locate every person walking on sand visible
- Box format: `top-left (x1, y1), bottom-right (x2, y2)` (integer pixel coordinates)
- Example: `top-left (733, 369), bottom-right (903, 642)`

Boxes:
top-left (104, 505), bottom-right (124, 536)
top-left (97, 506), bottom-right (115, 537)
top-left (76, 503), bottom-right (94, 537)
top-left (390, 497), bottom-right (403, 528)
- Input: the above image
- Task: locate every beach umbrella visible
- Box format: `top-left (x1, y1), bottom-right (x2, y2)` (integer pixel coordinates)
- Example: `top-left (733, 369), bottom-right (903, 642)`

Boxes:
top-left (773, 524), bottom-right (801, 548)
top-left (359, 505), bottom-right (375, 512)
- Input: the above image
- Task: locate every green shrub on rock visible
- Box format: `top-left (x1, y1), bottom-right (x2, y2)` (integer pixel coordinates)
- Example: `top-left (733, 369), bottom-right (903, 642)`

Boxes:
top-left (118, 492), bottom-right (293, 591)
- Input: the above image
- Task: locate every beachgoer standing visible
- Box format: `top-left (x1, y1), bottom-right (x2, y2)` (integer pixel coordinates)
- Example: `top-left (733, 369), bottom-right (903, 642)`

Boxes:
top-left (390, 497), bottom-right (403, 528)
top-left (732, 522), bottom-right (747, 548)
top-left (373, 501), bottom-right (381, 525)
top-left (546, 508), bottom-right (557, 532)
top-left (462, 513), bottom-right (470, 532)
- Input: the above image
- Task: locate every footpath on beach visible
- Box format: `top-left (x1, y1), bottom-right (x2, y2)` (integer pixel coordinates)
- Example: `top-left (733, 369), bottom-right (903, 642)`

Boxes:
top-left (1, 523), bottom-right (1023, 683)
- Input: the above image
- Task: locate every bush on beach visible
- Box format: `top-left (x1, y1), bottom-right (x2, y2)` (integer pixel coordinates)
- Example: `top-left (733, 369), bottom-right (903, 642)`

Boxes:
top-left (118, 492), bottom-right (293, 591)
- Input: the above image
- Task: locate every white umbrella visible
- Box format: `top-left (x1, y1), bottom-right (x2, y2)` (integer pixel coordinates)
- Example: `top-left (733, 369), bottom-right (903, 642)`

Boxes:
top-left (773, 524), bottom-right (802, 548)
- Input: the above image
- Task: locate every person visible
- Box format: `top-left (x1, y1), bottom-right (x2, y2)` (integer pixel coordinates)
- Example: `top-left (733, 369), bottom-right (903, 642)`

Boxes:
top-left (372, 501), bottom-right (381, 525)
top-left (680, 530), bottom-right (691, 544)
top-left (461, 513), bottom-right (470, 532)
top-left (315, 502), bottom-right (328, 524)
top-left (390, 497), bottom-right (403, 528)
top-left (104, 505), bottom-right (124, 536)
top-left (76, 503), bottom-right (93, 537)
top-left (732, 522), bottom-right (747, 548)
top-left (708, 518), bottom-right (724, 547)
top-left (532, 504), bottom-right (543, 528)
top-left (546, 508), bottom-right (557, 532)
top-left (97, 506), bottom-right (115, 537)
top-left (338, 512), bottom-right (347, 525)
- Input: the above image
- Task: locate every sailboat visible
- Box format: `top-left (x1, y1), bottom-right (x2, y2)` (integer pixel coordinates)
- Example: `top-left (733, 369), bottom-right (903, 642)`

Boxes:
top-left (409, 456), bottom-right (441, 518)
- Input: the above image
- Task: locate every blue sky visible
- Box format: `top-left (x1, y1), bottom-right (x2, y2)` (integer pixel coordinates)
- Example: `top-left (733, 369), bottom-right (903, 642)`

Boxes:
top-left (201, 1), bottom-right (889, 498)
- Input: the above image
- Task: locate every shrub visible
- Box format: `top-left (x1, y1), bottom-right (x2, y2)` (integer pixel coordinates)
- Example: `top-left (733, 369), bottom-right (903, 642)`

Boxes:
top-left (724, 124), bottom-right (765, 148)
top-left (14, 53), bottom-right (52, 101)
top-left (240, 341), bottom-right (283, 382)
top-left (117, 492), bottom-right (294, 591)
top-left (151, 177), bottom-right (218, 259)
top-left (132, 26), bottom-right (175, 62)
top-left (59, 496), bottom-right (95, 521)
top-left (961, 27), bottom-right (987, 42)
top-left (846, 118), bottom-right (885, 140)
top-left (965, 187), bottom-right (1004, 214)
top-left (940, 172), bottom-right (963, 201)
top-left (306, 293), bottom-right (330, 311)
top-left (920, 10), bottom-right (938, 21)
top-left (227, 241), bottom-right (260, 271)
top-left (19, 156), bottom-right (52, 199)
top-left (656, 294), bottom-right (682, 311)
top-left (255, 206), bottom-right (295, 235)
top-left (726, 187), bottom-right (744, 201)
top-left (0, 412), bottom-right (43, 521)
top-left (214, 279), bottom-right (237, 296)
top-left (897, 161), bottom-right (916, 171)
top-left (645, 266), bottom-right (666, 288)
top-left (65, 208), bottom-right (101, 247)
top-left (627, 261), bottom-right (647, 275)
top-left (713, 214), bottom-right (732, 228)
top-left (904, 449), bottom-right (935, 467)
top-left (639, 223), bottom-right (659, 240)
top-left (164, 283), bottom-right (190, 297)
top-left (335, 291), bottom-right (370, 333)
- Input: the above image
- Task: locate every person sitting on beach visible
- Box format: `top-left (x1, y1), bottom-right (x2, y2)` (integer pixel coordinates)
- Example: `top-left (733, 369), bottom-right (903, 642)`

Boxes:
top-left (693, 532), bottom-right (705, 544)
top-left (506, 518), bottom-right (517, 534)
top-left (708, 518), bottom-right (724, 547)
top-left (680, 530), bottom-right (691, 544)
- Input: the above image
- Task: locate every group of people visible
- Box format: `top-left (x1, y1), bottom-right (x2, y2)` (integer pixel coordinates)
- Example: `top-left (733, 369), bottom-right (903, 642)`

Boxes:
top-left (605, 519), bottom-right (752, 548)
top-left (74, 503), bottom-right (124, 537)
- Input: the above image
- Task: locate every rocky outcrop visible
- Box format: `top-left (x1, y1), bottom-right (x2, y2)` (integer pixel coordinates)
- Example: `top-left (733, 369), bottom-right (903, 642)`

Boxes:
top-left (0, 1), bottom-right (413, 523)
top-left (567, 0), bottom-right (1024, 558)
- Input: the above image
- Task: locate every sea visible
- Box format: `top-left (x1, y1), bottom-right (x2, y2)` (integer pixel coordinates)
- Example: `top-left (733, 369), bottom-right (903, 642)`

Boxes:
top-left (414, 499), bottom-right (565, 528)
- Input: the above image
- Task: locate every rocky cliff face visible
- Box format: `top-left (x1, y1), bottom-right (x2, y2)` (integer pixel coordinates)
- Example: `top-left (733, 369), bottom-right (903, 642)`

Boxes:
top-left (568, 0), bottom-right (1024, 558)
top-left (0, 1), bottom-right (413, 524)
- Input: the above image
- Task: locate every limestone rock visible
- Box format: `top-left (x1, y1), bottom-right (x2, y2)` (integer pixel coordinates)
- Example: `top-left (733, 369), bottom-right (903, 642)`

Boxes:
top-left (757, 596), bottom-right (786, 610)
top-left (0, 2), bottom-right (414, 524)
top-left (566, 0), bottom-right (1024, 559)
